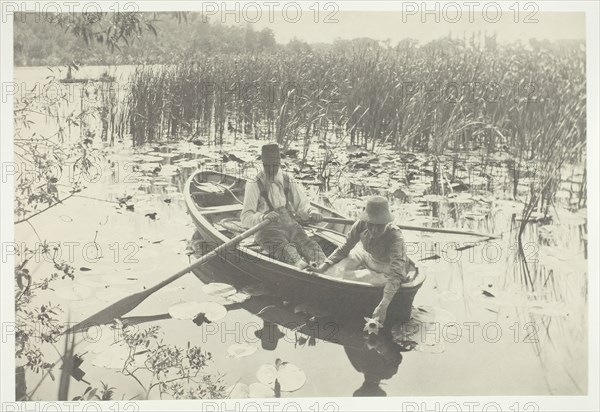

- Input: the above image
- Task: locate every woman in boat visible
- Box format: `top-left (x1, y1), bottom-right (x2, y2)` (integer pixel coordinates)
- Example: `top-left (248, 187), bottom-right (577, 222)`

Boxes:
top-left (241, 143), bottom-right (326, 269)
top-left (316, 196), bottom-right (414, 328)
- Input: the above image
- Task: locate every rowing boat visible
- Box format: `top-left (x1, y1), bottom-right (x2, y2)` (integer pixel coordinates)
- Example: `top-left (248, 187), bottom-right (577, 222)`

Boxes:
top-left (184, 169), bottom-right (426, 325)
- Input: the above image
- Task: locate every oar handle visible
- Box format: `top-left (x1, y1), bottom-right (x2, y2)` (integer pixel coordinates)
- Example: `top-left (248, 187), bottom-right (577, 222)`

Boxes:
top-left (145, 219), bottom-right (271, 296)
top-left (321, 216), bottom-right (499, 239)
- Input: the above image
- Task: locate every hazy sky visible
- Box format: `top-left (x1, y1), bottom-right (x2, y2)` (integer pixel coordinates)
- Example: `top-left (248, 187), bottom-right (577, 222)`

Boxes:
top-left (217, 11), bottom-right (586, 44)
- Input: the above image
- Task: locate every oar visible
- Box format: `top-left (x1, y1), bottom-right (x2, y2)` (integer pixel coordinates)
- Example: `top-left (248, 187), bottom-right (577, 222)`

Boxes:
top-left (66, 220), bottom-right (271, 334)
top-left (321, 216), bottom-right (499, 239)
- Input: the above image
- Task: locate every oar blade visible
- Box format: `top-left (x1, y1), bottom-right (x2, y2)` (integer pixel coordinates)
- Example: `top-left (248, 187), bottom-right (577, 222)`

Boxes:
top-left (65, 290), bottom-right (150, 335)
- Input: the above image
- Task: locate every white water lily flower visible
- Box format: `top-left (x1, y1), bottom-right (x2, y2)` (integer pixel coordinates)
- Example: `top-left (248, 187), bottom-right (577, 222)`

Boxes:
top-left (363, 317), bottom-right (383, 334)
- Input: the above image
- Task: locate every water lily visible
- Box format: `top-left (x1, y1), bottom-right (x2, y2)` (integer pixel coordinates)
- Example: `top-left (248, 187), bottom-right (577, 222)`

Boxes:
top-left (363, 317), bottom-right (383, 334)
top-left (256, 361), bottom-right (306, 392)
top-left (227, 343), bottom-right (258, 358)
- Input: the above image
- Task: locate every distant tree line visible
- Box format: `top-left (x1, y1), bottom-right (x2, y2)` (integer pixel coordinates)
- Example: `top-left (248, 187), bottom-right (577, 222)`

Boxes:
top-left (14, 12), bottom-right (279, 66)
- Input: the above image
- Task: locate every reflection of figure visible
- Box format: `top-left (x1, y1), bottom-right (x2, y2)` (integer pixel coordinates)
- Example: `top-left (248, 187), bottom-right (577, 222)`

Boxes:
top-left (241, 143), bottom-right (326, 269)
top-left (254, 320), bottom-right (286, 351)
top-left (344, 334), bottom-right (402, 397)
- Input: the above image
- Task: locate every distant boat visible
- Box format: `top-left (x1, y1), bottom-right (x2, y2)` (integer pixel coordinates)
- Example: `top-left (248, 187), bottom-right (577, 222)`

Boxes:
top-left (59, 66), bottom-right (115, 83)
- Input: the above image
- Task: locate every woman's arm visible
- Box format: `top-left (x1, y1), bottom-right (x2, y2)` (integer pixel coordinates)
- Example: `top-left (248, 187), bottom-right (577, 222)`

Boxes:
top-left (325, 221), bottom-right (363, 264)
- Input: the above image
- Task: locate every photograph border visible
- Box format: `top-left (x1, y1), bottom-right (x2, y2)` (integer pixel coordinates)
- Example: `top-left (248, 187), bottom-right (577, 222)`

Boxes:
top-left (1, 1), bottom-right (598, 410)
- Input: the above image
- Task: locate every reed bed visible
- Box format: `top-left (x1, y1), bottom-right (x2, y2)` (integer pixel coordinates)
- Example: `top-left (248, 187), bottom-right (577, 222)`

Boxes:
top-left (107, 39), bottom-right (585, 208)
top-left (119, 40), bottom-right (584, 152)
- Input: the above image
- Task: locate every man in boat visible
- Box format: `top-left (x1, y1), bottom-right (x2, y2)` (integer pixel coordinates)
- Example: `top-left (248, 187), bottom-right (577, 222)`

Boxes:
top-left (241, 143), bottom-right (326, 269)
top-left (316, 196), bottom-right (413, 328)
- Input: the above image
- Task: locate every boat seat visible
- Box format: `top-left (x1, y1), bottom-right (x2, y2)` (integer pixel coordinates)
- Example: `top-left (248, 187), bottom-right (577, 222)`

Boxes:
top-left (200, 204), bottom-right (244, 215)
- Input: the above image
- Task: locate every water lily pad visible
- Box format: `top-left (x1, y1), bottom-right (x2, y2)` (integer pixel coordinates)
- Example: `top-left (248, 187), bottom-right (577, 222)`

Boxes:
top-left (228, 343), bottom-right (258, 358)
top-left (76, 276), bottom-right (107, 288)
top-left (411, 306), bottom-right (457, 324)
top-left (226, 292), bottom-right (251, 303)
top-left (538, 246), bottom-right (571, 262)
top-left (168, 301), bottom-right (203, 320)
top-left (528, 301), bottom-right (571, 317)
top-left (95, 288), bottom-right (133, 302)
top-left (81, 325), bottom-right (123, 353)
top-left (447, 193), bottom-right (473, 204)
top-left (227, 382), bottom-right (249, 398)
top-left (241, 283), bottom-right (270, 296)
top-left (55, 284), bottom-right (92, 301)
top-left (198, 302), bottom-right (228, 321)
top-left (202, 283), bottom-right (237, 298)
top-left (98, 274), bottom-right (138, 286)
top-left (464, 212), bottom-right (487, 221)
top-left (169, 301), bottom-right (228, 321)
top-left (391, 319), bottom-right (449, 352)
top-left (133, 154), bottom-right (164, 162)
top-left (493, 199), bottom-right (524, 214)
top-left (256, 362), bottom-right (306, 392)
top-left (391, 318), bottom-right (422, 343)
top-left (176, 160), bottom-right (201, 169)
top-left (414, 342), bottom-right (446, 354)
top-left (552, 208), bottom-right (586, 226)
top-left (293, 302), bottom-right (330, 318)
top-left (439, 290), bottom-right (461, 303)
top-left (422, 194), bottom-right (446, 202)
top-left (249, 382), bottom-right (274, 398)
top-left (475, 288), bottom-right (528, 307)
top-left (91, 341), bottom-right (129, 369)
top-left (406, 215), bottom-right (440, 224)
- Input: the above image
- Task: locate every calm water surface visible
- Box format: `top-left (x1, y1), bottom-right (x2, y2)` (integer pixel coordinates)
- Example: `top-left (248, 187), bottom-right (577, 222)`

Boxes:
top-left (14, 66), bottom-right (587, 400)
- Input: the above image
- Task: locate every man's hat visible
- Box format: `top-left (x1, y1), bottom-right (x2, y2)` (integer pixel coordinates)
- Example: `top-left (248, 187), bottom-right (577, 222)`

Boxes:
top-left (359, 196), bottom-right (394, 225)
top-left (261, 143), bottom-right (281, 165)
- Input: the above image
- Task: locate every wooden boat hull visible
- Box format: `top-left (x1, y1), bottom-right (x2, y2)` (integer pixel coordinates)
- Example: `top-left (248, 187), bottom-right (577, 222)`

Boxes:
top-left (185, 170), bottom-right (425, 325)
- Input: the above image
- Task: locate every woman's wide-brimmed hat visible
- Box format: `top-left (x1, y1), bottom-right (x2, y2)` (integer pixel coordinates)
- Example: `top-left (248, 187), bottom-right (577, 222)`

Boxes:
top-left (359, 196), bottom-right (394, 225)
top-left (261, 143), bottom-right (281, 165)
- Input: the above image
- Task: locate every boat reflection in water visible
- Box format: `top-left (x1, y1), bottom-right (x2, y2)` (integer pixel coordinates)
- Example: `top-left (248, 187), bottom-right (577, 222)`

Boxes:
top-left (190, 252), bottom-right (407, 397)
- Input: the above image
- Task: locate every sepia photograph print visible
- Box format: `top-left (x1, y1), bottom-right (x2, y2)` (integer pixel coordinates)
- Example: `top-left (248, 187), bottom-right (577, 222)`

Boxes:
top-left (0, 1), bottom-right (598, 411)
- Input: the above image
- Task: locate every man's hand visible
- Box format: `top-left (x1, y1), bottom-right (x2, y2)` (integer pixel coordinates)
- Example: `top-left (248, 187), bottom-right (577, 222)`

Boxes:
top-left (309, 211), bottom-right (323, 223)
top-left (263, 211), bottom-right (280, 223)
top-left (315, 262), bottom-right (330, 273)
